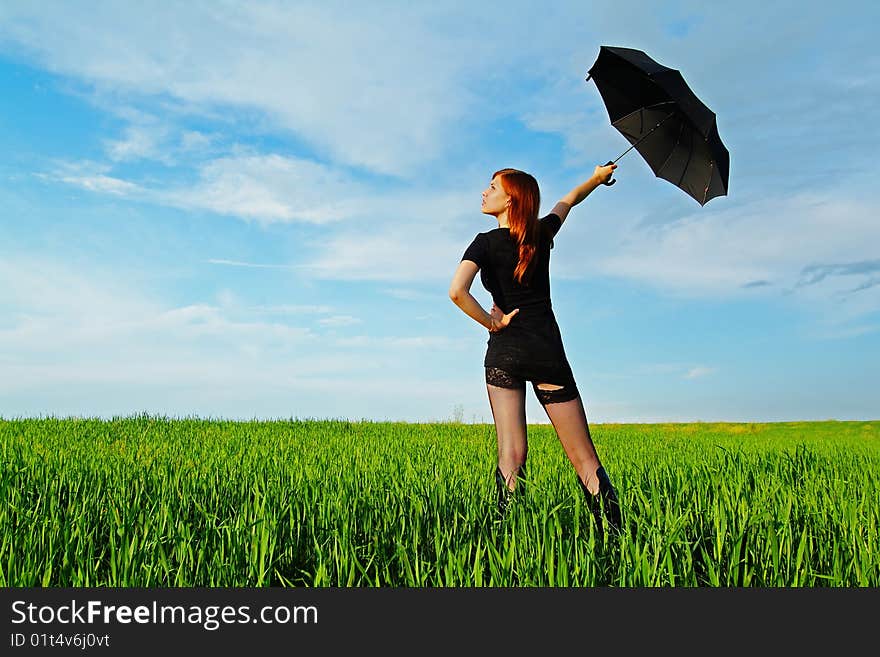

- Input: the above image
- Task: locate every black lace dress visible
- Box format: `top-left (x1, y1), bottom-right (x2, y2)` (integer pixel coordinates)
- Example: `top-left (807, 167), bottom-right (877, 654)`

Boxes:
top-left (460, 213), bottom-right (576, 386)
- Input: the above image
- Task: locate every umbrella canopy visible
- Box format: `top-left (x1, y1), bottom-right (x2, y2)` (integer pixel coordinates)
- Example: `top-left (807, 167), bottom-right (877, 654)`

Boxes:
top-left (586, 45), bottom-right (729, 206)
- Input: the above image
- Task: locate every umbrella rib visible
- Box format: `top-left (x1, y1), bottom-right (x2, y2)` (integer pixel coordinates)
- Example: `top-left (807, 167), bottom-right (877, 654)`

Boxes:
top-left (702, 160), bottom-right (715, 205)
top-left (612, 108), bottom-right (677, 163)
top-left (613, 101), bottom-right (676, 128)
top-left (656, 119), bottom-right (684, 178)
top-left (676, 123), bottom-right (694, 189)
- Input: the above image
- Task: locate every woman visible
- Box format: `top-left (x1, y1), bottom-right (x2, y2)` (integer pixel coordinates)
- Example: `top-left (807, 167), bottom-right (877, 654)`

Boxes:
top-left (448, 164), bottom-right (622, 537)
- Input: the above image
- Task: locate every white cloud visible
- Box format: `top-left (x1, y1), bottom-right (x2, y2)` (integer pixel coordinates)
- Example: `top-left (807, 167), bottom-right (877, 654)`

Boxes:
top-left (382, 288), bottom-right (438, 302)
top-left (0, 254), bottom-right (313, 366)
top-left (0, 253), bottom-right (470, 420)
top-left (592, 191), bottom-right (880, 321)
top-left (2, 2), bottom-right (686, 178)
top-left (60, 173), bottom-right (141, 196)
top-left (47, 149), bottom-right (483, 234)
top-left (42, 160), bottom-right (144, 196)
top-left (180, 130), bottom-right (213, 152)
top-left (104, 123), bottom-right (170, 163)
top-left (332, 335), bottom-right (460, 349)
top-left (298, 228), bottom-right (466, 283)
top-left (684, 367), bottom-right (715, 379)
top-left (207, 259), bottom-right (301, 270)
top-left (317, 315), bottom-right (362, 328)
top-left (250, 304), bottom-right (335, 316)
top-left (162, 154), bottom-right (364, 224)
top-left (49, 153), bottom-right (369, 225)
top-left (0, 2), bottom-right (508, 176)
top-left (42, 151), bottom-right (480, 287)
top-left (101, 118), bottom-right (216, 164)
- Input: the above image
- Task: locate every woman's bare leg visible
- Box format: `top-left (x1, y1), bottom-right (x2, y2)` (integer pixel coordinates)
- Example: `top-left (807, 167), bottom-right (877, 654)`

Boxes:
top-left (485, 369), bottom-right (528, 491)
top-left (536, 382), bottom-right (622, 533)
top-left (535, 383), bottom-right (602, 492)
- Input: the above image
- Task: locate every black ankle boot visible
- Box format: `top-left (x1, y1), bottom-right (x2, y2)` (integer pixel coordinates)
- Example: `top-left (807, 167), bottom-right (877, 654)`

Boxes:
top-left (578, 467), bottom-right (622, 538)
top-left (596, 466), bottom-right (622, 532)
top-left (495, 466), bottom-right (511, 518)
top-left (495, 463), bottom-right (526, 519)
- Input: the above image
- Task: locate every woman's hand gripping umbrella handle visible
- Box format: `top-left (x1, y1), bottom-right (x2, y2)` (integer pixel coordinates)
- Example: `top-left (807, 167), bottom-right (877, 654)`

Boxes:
top-left (601, 161), bottom-right (617, 186)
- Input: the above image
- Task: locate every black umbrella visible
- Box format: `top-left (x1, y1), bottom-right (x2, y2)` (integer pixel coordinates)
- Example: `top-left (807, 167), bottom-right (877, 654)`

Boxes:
top-left (586, 45), bottom-right (729, 206)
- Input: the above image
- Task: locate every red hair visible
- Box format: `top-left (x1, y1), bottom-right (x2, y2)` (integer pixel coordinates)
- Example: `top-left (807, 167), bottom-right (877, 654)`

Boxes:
top-left (493, 168), bottom-right (541, 285)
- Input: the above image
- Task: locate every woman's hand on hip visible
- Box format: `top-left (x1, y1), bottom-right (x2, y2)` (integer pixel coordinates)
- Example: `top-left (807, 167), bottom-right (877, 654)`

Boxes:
top-left (489, 302), bottom-right (519, 333)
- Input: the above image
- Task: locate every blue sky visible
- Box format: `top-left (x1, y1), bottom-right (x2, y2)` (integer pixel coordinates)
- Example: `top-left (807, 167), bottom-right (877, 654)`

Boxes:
top-left (1, 1), bottom-right (878, 424)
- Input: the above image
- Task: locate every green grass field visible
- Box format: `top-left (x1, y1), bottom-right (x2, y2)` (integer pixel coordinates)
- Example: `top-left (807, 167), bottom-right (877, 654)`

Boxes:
top-left (2, 415), bottom-right (878, 586)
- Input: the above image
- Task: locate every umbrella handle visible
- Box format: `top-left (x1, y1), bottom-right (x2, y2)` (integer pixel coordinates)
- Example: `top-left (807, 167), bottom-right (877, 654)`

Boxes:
top-left (602, 161), bottom-right (617, 186)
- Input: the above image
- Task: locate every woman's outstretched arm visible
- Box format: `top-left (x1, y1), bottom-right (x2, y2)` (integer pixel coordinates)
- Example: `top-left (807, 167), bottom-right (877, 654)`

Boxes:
top-left (550, 162), bottom-right (618, 223)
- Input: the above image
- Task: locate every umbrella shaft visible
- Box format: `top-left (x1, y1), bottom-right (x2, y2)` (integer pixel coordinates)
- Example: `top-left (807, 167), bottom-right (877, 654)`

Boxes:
top-left (613, 111), bottom-right (676, 163)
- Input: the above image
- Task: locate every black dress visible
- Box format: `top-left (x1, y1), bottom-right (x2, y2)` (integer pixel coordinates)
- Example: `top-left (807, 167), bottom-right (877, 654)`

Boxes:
top-left (460, 213), bottom-right (577, 386)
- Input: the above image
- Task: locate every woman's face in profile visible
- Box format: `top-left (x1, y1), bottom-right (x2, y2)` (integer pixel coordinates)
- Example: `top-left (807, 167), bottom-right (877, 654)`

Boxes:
top-left (481, 176), bottom-right (510, 216)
